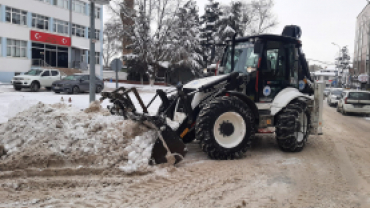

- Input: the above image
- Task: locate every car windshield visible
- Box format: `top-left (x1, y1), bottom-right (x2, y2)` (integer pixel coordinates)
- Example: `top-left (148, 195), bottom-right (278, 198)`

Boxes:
top-left (63, 75), bottom-right (82, 80)
top-left (348, 92), bottom-right (370, 100)
top-left (331, 90), bottom-right (342, 96)
top-left (24, 69), bottom-right (43, 76)
top-left (221, 42), bottom-right (258, 74)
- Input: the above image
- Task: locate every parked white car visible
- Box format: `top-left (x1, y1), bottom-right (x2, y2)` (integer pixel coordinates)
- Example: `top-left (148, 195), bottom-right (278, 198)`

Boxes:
top-left (327, 89), bottom-right (343, 107)
top-left (337, 90), bottom-right (370, 116)
top-left (11, 68), bottom-right (66, 92)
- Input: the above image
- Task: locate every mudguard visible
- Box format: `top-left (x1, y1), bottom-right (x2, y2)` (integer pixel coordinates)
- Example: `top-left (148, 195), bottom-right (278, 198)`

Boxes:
top-left (271, 87), bottom-right (313, 116)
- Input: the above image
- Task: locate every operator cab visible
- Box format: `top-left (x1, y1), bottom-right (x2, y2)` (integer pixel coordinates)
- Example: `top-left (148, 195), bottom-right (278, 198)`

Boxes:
top-left (219, 26), bottom-right (312, 103)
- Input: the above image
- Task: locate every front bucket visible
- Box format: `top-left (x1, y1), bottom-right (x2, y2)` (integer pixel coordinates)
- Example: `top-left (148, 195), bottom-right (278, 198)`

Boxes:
top-left (150, 125), bottom-right (187, 165)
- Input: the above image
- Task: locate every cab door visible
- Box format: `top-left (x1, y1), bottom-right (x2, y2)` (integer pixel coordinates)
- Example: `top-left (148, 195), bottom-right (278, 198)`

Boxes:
top-left (257, 41), bottom-right (291, 102)
top-left (39, 70), bottom-right (52, 87)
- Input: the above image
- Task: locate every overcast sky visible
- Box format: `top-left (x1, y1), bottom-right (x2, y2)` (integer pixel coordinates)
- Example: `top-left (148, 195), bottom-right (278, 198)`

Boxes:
top-left (104, 0), bottom-right (367, 67)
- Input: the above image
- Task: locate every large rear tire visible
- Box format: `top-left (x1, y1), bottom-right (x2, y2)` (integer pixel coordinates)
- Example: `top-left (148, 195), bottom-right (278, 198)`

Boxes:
top-left (195, 96), bottom-right (255, 160)
top-left (275, 100), bottom-right (310, 152)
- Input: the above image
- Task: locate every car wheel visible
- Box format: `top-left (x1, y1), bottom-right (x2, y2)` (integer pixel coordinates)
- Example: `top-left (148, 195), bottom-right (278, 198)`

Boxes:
top-left (96, 85), bottom-right (103, 93)
top-left (14, 86), bottom-right (21, 91)
top-left (72, 86), bottom-right (80, 94)
top-left (30, 82), bottom-right (40, 92)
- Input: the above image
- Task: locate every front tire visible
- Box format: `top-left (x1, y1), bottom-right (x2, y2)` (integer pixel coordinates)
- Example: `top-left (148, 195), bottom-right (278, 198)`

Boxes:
top-left (276, 100), bottom-right (310, 152)
top-left (195, 96), bottom-right (255, 160)
top-left (14, 86), bottom-right (21, 91)
top-left (30, 82), bottom-right (40, 92)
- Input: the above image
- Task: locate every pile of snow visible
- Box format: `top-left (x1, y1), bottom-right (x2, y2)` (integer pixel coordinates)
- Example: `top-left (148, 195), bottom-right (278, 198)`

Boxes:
top-left (6, 99), bottom-right (39, 118)
top-left (0, 101), bottom-right (162, 175)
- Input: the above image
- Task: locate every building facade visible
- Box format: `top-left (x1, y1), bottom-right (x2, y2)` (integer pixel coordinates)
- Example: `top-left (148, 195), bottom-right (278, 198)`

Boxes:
top-left (0, 0), bottom-right (103, 83)
top-left (353, 4), bottom-right (370, 87)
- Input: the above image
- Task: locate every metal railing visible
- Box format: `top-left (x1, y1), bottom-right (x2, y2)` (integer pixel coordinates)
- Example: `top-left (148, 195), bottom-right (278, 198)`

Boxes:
top-left (72, 61), bottom-right (88, 71)
top-left (31, 59), bottom-right (51, 68)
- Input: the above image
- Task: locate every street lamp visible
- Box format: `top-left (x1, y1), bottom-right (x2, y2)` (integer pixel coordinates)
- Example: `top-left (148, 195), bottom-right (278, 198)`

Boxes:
top-left (331, 42), bottom-right (341, 62)
top-left (88, 0), bottom-right (110, 103)
top-left (332, 42), bottom-right (342, 87)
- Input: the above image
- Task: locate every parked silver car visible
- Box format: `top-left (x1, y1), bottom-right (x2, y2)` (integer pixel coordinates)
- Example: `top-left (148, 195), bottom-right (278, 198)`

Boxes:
top-left (52, 74), bottom-right (104, 94)
top-left (327, 89), bottom-right (343, 107)
top-left (337, 90), bottom-right (370, 116)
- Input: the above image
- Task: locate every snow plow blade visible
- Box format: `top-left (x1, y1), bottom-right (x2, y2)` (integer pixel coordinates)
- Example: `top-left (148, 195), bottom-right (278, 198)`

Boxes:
top-left (150, 125), bottom-right (187, 165)
top-left (100, 87), bottom-right (187, 165)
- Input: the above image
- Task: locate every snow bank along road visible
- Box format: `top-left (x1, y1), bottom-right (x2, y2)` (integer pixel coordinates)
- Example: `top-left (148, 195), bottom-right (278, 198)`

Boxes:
top-left (1, 85), bottom-right (370, 207)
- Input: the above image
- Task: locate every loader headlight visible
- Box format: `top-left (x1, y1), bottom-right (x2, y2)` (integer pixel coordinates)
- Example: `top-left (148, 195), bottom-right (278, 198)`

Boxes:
top-left (247, 67), bottom-right (256, 73)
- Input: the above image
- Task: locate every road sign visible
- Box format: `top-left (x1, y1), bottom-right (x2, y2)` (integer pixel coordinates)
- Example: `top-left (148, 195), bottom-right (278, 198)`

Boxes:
top-left (110, 59), bottom-right (123, 89)
top-left (110, 58), bottom-right (123, 72)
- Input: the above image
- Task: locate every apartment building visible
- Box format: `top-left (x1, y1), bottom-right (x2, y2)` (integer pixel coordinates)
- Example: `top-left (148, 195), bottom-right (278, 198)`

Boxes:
top-left (0, 0), bottom-right (103, 82)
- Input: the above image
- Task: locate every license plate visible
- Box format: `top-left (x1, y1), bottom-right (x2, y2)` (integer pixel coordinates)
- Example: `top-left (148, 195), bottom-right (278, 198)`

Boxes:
top-left (353, 104), bottom-right (363, 108)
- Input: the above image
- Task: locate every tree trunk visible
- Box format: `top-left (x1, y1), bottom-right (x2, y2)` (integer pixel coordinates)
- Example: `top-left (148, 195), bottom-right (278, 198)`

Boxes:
top-left (149, 79), bottom-right (155, 86)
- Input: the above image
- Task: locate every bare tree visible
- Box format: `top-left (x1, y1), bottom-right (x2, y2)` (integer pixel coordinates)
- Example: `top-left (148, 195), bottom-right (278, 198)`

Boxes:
top-left (242, 0), bottom-right (278, 35)
top-left (102, 24), bottom-right (119, 68)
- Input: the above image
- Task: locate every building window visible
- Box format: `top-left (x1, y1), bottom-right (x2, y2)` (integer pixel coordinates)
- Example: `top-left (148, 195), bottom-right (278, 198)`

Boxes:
top-left (88, 52), bottom-right (100, 64)
top-left (37, 0), bottom-right (50, 4)
top-left (95, 52), bottom-right (100, 65)
top-left (7, 39), bottom-right (27, 58)
top-left (54, 0), bottom-right (69, 9)
top-left (72, 0), bottom-right (86, 14)
top-left (88, 28), bottom-right (100, 40)
top-left (6, 7), bottom-right (27, 26)
top-left (32, 14), bottom-right (49, 30)
top-left (54, 19), bottom-right (69, 35)
top-left (72, 24), bottom-right (85, 37)
top-left (95, 8), bottom-right (101, 19)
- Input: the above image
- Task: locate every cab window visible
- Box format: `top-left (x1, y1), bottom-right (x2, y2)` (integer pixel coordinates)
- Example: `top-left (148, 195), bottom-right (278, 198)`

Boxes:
top-left (41, 71), bottom-right (50, 76)
top-left (221, 42), bottom-right (258, 75)
top-left (51, 71), bottom-right (59, 76)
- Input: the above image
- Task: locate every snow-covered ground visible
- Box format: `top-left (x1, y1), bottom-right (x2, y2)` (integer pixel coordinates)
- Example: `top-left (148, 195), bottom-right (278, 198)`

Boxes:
top-left (0, 82), bottom-right (171, 124)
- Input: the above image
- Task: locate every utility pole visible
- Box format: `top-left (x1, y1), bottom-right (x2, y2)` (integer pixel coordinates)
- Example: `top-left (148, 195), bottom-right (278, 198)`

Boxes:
top-left (88, 0), bottom-right (111, 103)
top-left (89, 2), bottom-right (96, 103)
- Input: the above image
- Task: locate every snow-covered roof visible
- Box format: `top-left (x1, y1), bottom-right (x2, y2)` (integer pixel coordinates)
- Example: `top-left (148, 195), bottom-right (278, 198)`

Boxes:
top-left (222, 25), bottom-right (235, 34)
top-left (314, 72), bottom-right (336, 76)
top-left (158, 61), bottom-right (170, 69)
top-left (208, 64), bottom-right (217, 69)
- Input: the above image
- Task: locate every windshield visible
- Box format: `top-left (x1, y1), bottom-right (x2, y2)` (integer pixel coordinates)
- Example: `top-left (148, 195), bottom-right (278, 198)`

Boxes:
top-left (348, 92), bottom-right (370, 100)
top-left (63, 75), bottom-right (82, 80)
top-left (221, 42), bottom-right (258, 74)
top-left (331, 90), bottom-right (342, 96)
top-left (24, 69), bottom-right (43, 76)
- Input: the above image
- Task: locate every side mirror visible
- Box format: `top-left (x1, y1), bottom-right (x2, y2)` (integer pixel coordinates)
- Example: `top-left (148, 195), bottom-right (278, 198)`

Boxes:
top-left (254, 41), bottom-right (263, 55)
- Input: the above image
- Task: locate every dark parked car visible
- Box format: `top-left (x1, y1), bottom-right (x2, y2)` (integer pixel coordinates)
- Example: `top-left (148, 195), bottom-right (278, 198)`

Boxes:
top-left (52, 74), bottom-right (104, 94)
